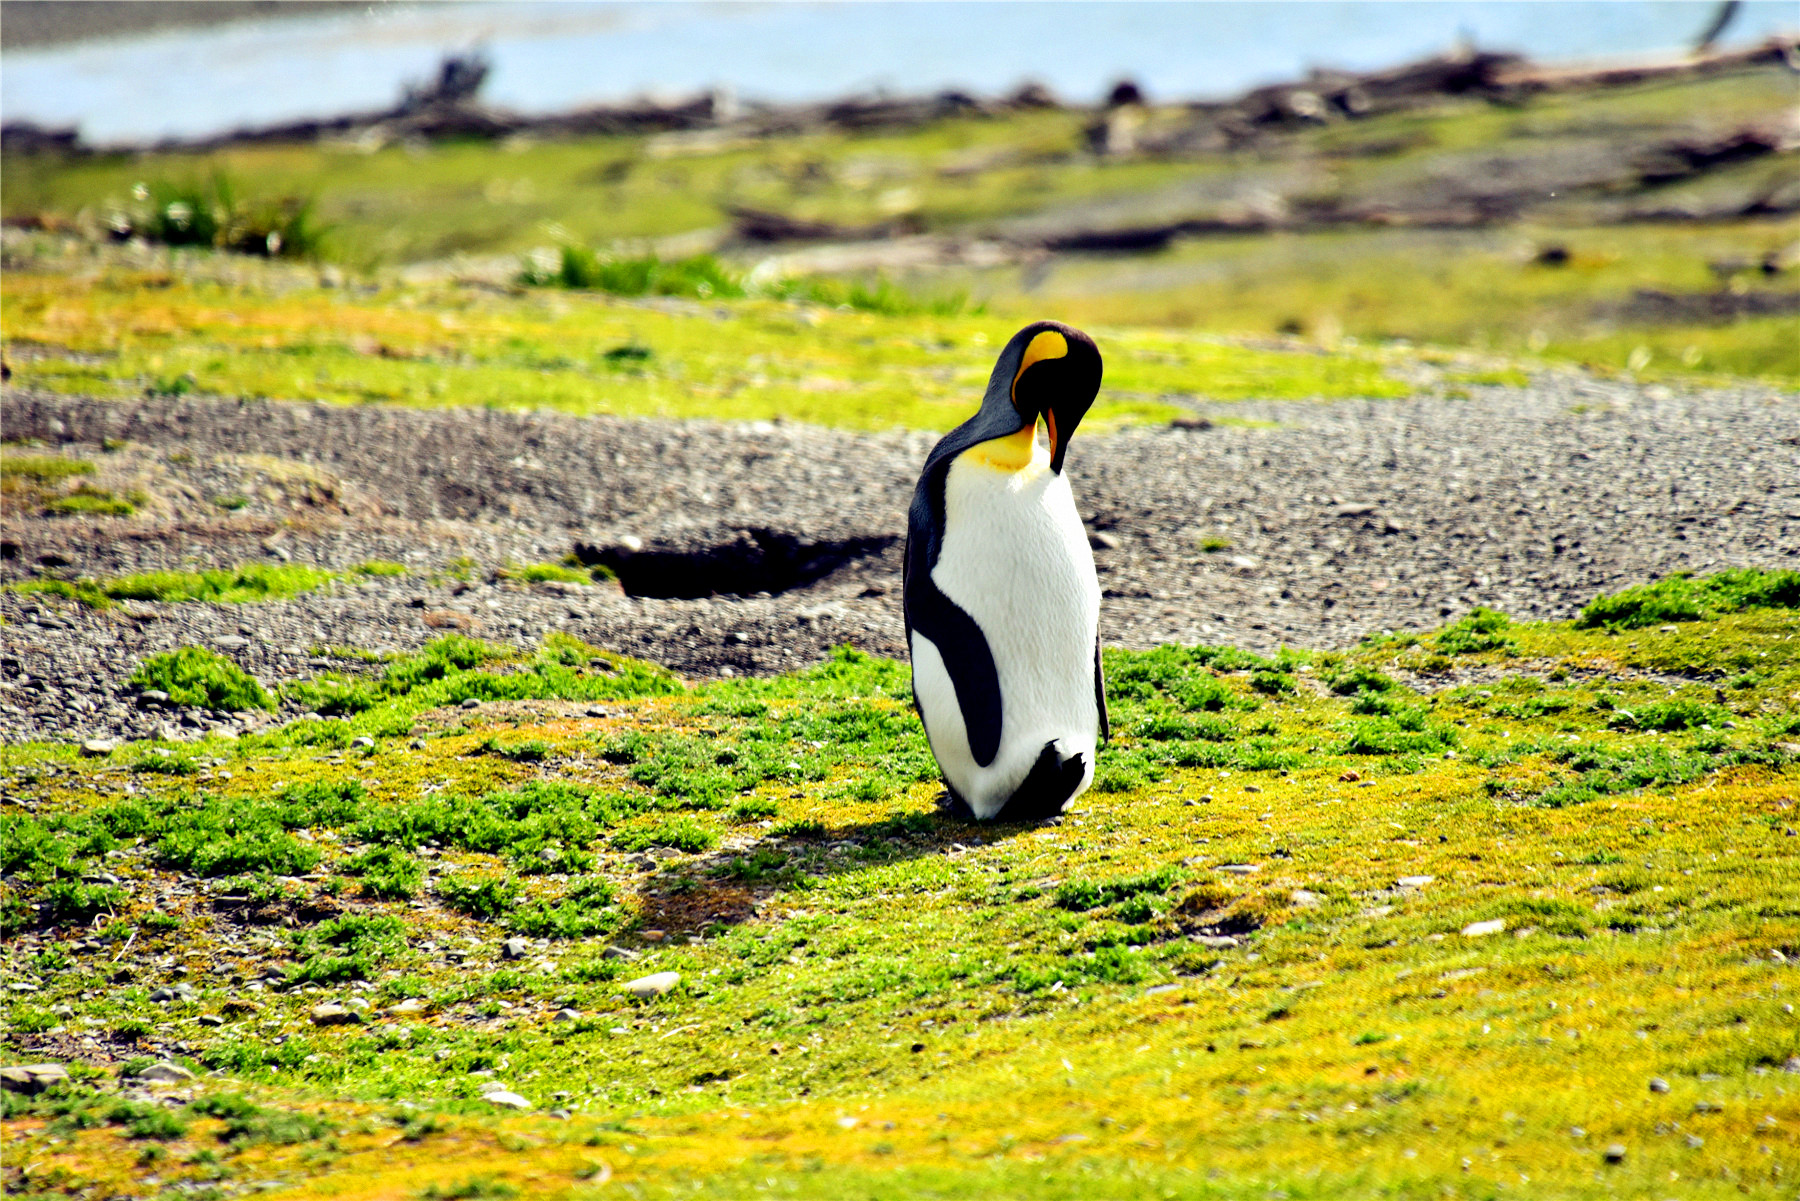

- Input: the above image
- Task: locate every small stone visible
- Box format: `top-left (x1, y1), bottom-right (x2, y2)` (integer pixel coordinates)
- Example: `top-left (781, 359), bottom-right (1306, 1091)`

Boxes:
top-left (1784, 1055), bottom-right (1800, 1074)
top-left (836, 1116), bottom-right (859, 1129)
top-left (1461, 919), bottom-right (1506, 937)
top-left (1334, 503), bottom-right (1377, 517)
top-left (1603, 1143), bottom-right (1627, 1164)
top-left (603, 946), bottom-right (640, 961)
top-left (80, 738), bottom-right (118, 757)
top-left (137, 1061), bottom-right (194, 1083)
top-left (554, 1008), bottom-right (581, 1022)
top-left (1338, 770), bottom-right (1360, 782)
top-left (138, 690), bottom-right (170, 707)
top-left (198, 1014), bottom-right (225, 1026)
top-left (1196, 935), bottom-right (1239, 949)
top-left (387, 998), bottom-right (427, 1016)
top-left (1217, 864), bottom-right (1261, 875)
top-left (0, 1063), bottom-right (68, 1094)
top-left (1694, 1099), bottom-right (1723, 1114)
top-left (624, 971), bottom-right (680, 999)
top-left (460, 698), bottom-right (482, 710)
top-left (1291, 889), bottom-right (1322, 907)
top-left (642, 929), bottom-right (667, 942)
top-left (1088, 531), bottom-right (1121, 550)
top-left (484, 1090), bottom-right (532, 1111)
top-left (501, 937), bottom-right (531, 960)
top-left (148, 987), bottom-right (179, 1003)
top-left (350, 736), bottom-right (375, 749)
top-left (310, 1002), bottom-right (360, 1026)
top-left (1397, 876), bottom-right (1434, 889)
top-left (1649, 1077), bottom-right (1670, 1093)
top-left (549, 1108), bottom-right (572, 1120)
top-left (214, 635), bottom-right (250, 650)
top-left (1685, 1134), bottom-right (1704, 1148)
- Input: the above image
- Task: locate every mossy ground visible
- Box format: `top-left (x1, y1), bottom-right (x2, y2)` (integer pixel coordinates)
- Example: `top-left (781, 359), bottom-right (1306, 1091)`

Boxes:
top-left (5, 583), bottom-right (1798, 1199)
top-left (5, 62), bottom-right (1795, 392)
top-left (0, 253), bottom-right (1424, 431)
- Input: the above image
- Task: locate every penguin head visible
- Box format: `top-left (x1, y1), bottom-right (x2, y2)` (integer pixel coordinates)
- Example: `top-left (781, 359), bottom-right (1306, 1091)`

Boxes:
top-left (977, 321), bottom-right (1103, 474)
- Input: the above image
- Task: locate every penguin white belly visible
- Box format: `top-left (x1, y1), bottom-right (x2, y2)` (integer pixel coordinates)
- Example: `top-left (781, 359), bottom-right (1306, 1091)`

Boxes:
top-left (914, 453), bottom-right (1100, 818)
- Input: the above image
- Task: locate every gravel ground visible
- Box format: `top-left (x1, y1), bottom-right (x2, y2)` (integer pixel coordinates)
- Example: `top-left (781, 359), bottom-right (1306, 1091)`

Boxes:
top-left (3, 377), bottom-right (1796, 744)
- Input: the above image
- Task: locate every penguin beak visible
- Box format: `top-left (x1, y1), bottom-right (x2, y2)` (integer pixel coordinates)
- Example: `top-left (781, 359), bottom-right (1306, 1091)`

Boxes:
top-left (1044, 408), bottom-right (1068, 474)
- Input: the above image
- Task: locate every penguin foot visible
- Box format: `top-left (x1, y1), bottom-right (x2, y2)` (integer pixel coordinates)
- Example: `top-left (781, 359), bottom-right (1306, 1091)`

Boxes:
top-left (990, 741), bottom-right (1087, 825)
top-left (935, 788), bottom-right (976, 821)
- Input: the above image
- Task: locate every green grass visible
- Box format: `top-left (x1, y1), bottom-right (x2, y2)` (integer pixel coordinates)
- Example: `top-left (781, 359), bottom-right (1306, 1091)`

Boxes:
top-left (129, 646), bottom-right (271, 711)
top-left (1578, 566), bottom-right (1800, 630)
top-left (5, 571), bottom-right (1798, 1197)
top-left (12, 562), bottom-right (338, 609)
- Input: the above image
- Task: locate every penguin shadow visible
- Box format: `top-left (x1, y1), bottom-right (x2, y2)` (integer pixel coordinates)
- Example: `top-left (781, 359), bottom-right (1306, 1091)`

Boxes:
top-left (630, 795), bottom-right (1062, 938)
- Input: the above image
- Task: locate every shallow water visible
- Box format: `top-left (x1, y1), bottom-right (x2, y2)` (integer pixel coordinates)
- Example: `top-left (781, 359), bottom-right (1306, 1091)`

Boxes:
top-left (3, 0), bottom-right (1794, 146)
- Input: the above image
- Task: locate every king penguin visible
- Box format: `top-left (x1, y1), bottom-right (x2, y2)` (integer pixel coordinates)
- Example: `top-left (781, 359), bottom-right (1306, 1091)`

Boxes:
top-left (904, 320), bottom-right (1108, 822)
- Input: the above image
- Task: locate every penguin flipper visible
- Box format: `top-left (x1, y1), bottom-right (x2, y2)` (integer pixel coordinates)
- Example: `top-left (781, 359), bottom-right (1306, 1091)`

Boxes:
top-left (991, 741), bottom-right (1087, 824)
top-left (1094, 640), bottom-right (1110, 745)
top-left (906, 580), bottom-right (1003, 768)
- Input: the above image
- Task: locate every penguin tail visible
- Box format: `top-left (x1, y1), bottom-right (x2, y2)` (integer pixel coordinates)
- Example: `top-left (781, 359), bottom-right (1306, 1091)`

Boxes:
top-left (990, 741), bottom-right (1087, 824)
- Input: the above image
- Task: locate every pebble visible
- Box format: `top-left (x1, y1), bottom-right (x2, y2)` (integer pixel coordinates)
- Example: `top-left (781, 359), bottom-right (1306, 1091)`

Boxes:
top-left (1217, 864), bottom-right (1261, 875)
top-left (310, 1002), bottom-right (360, 1026)
top-left (1397, 876), bottom-right (1434, 888)
top-left (460, 698), bottom-right (482, 710)
top-left (387, 998), bottom-right (427, 1016)
top-left (483, 1090), bottom-right (532, 1110)
top-left (350, 736), bottom-right (375, 749)
top-left (501, 937), bottom-right (532, 960)
top-left (79, 738), bottom-right (117, 757)
top-left (1603, 1143), bottom-right (1627, 1164)
top-left (1649, 1076), bottom-right (1670, 1093)
top-left (1461, 919), bottom-right (1506, 937)
top-left (0, 1063), bottom-right (68, 1093)
top-left (554, 1008), bottom-right (581, 1022)
top-left (137, 1061), bottom-right (195, 1083)
top-left (624, 971), bottom-right (681, 999)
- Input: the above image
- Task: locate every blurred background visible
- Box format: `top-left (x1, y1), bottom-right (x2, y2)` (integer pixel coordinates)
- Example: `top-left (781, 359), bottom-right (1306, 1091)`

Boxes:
top-left (3, 0), bottom-right (1797, 394)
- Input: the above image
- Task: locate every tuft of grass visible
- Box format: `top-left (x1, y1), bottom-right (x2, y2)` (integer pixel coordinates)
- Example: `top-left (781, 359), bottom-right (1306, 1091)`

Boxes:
top-left (439, 874), bottom-right (520, 921)
top-left (613, 817), bottom-right (719, 854)
top-left (119, 174), bottom-right (326, 258)
top-left (16, 563), bottom-right (337, 608)
top-left (130, 647), bottom-right (271, 711)
top-left (352, 560), bottom-right (409, 577)
top-left (521, 247), bottom-right (742, 300)
top-left (341, 845), bottom-right (424, 900)
top-left (498, 562), bottom-right (591, 586)
top-left (1578, 567), bottom-right (1800, 629)
top-left (0, 453), bottom-right (95, 485)
top-left (43, 487), bottom-right (135, 516)
top-left (1435, 607), bottom-right (1517, 655)
top-left (505, 879), bottom-right (620, 940)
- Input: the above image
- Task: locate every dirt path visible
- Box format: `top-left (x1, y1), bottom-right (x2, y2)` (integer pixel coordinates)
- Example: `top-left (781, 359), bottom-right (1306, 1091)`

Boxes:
top-left (2, 376), bottom-right (1796, 743)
